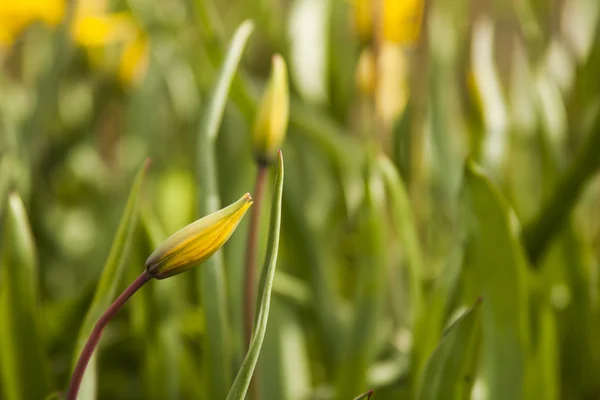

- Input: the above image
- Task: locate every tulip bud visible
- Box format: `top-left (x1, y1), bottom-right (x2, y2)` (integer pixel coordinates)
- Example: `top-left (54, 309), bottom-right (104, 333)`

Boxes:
top-left (252, 54), bottom-right (289, 165)
top-left (146, 193), bottom-right (253, 279)
top-left (355, 47), bottom-right (376, 96)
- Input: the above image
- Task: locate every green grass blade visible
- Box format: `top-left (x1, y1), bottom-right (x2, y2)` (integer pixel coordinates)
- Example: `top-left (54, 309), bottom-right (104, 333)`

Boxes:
top-left (0, 193), bottom-right (52, 400)
top-left (377, 154), bottom-right (424, 326)
top-left (195, 19), bottom-right (254, 399)
top-left (201, 20), bottom-right (254, 144)
top-left (336, 165), bottom-right (388, 400)
top-left (226, 150), bottom-right (284, 400)
top-left (416, 300), bottom-right (482, 400)
top-left (462, 161), bottom-right (530, 400)
top-left (71, 159), bottom-right (150, 400)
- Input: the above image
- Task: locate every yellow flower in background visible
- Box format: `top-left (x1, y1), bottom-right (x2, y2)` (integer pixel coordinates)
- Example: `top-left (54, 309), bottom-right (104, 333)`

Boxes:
top-left (0, 0), bottom-right (63, 44)
top-left (0, 0), bottom-right (148, 86)
top-left (352, 0), bottom-right (424, 44)
top-left (146, 194), bottom-right (253, 280)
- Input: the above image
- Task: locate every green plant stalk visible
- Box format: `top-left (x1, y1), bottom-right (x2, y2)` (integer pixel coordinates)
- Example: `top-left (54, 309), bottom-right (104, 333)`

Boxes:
top-left (65, 271), bottom-right (151, 400)
top-left (523, 122), bottom-right (600, 264)
top-left (226, 151), bottom-right (284, 400)
top-left (195, 21), bottom-right (254, 399)
top-left (244, 165), bottom-right (268, 347)
top-left (353, 390), bottom-right (374, 400)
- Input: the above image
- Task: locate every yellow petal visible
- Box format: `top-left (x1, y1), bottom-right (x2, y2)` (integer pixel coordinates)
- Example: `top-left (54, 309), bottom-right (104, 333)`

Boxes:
top-left (146, 194), bottom-right (253, 279)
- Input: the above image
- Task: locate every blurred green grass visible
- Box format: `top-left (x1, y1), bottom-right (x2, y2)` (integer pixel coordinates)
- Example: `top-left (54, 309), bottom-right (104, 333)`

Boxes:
top-left (1, 0), bottom-right (600, 399)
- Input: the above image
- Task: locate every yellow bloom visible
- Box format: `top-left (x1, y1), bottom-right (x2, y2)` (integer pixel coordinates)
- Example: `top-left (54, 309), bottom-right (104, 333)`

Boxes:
top-left (146, 194), bottom-right (253, 279)
top-left (0, 0), bottom-right (149, 86)
top-left (352, 0), bottom-right (424, 44)
top-left (252, 54), bottom-right (289, 165)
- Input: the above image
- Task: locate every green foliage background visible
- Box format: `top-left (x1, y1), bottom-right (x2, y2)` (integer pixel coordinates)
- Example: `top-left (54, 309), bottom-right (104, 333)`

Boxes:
top-left (1, 0), bottom-right (600, 399)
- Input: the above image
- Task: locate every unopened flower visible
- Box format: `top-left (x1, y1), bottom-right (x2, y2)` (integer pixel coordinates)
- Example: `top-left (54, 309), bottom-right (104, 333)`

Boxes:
top-left (252, 54), bottom-right (289, 165)
top-left (146, 193), bottom-right (253, 279)
top-left (355, 47), bottom-right (376, 95)
top-left (352, 0), bottom-right (424, 45)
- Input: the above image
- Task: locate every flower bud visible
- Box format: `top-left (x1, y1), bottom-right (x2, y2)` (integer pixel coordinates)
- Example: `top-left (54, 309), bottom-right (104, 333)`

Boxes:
top-left (146, 193), bottom-right (253, 279)
top-left (355, 47), bottom-right (376, 95)
top-left (252, 54), bottom-right (289, 165)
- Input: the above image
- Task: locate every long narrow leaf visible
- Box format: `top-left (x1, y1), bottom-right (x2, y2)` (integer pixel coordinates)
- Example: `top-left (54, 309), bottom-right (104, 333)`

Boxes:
top-left (417, 300), bottom-right (482, 400)
top-left (226, 150), bottom-right (284, 400)
top-left (71, 159), bottom-right (150, 400)
top-left (196, 20), bottom-right (254, 399)
top-left (462, 161), bottom-right (530, 400)
top-left (0, 193), bottom-right (52, 400)
top-left (336, 165), bottom-right (387, 400)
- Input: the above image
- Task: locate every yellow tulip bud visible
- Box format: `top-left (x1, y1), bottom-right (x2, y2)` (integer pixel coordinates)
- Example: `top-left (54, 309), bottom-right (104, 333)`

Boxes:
top-left (355, 47), bottom-right (376, 95)
top-left (252, 54), bottom-right (289, 165)
top-left (146, 193), bottom-right (253, 279)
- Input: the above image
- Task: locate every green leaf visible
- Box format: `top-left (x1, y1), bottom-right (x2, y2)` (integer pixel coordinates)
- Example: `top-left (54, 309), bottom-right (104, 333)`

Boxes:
top-left (195, 19), bottom-right (254, 400)
top-left (200, 20), bottom-right (254, 144)
top-left (377, 154), bottom-right (424, 326)
top-left (70, 159), bottom-right (150, 400)
top-left (226, 150), bottom-right (284, 400)
top-left (336, 165), bottom-right (388, 400)
top-left (0, 193), bottom-right (52, 400)
top-left (416, 300), bottom-right (482, 400)
top-left (462, 161), bottom-right (530, 400)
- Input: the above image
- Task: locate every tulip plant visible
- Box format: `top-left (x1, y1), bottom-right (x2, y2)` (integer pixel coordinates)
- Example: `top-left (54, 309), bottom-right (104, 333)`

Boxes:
top-left (1, 1), bottom-right (600, 400)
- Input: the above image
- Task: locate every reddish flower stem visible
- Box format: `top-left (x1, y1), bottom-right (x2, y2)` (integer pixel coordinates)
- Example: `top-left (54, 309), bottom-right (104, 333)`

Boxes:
top-left (244, 165), bottom-right (268, 348)
top-left (66, 270), bottom-right (151, 400)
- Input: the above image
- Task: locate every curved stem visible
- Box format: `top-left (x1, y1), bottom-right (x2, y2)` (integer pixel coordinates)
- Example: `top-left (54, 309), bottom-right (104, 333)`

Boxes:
top-left (66, 270), bottom-right (151, 400)
top-left (244, 165), bottom-right (268, 347)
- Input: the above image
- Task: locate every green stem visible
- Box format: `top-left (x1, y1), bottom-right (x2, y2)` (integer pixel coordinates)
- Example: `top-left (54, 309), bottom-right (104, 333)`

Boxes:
top-left (65, 271), bottom-right (151, 400)
top-left (523, 122), bottom-right (600, 265)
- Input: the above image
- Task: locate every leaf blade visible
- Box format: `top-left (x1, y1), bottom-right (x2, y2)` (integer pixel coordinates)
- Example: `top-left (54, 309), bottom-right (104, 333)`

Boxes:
top-left (71, 159), bottom-right (149, 400)
top-left (463, 162), bottom-right (530, 400)
top-left (226, 150), bottom-right (284, 400)
top-left (417, 300), bottom-right (482, 400)
top-left (0, 193), bottom-right (52, 400)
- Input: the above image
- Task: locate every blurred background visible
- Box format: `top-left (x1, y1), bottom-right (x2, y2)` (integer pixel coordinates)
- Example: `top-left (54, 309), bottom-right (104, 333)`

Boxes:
top-left (1, 0), bottom-right (600, 399)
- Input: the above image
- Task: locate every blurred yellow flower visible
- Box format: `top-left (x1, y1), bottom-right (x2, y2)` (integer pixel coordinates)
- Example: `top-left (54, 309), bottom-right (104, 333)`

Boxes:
top-left (352, 0), bottom-right (424, 44)
top-left (146, 193), bottom-right (253, 280)
top-left (0, 0), bottom-right (148, 86)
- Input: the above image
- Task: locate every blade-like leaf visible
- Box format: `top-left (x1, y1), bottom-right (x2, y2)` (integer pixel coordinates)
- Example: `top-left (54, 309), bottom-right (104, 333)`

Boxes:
top-left (462, 161), bottom-right (530, 400)
top-left (336, 165), bottom-right (387, 400)
top-left (377, 154), bottom-right (424, 326)
top-left (0, 193), bottom-right (52, 400)
top-left (196, 20), bottom-right (254, 399)
top-left (416, 300), bottom-right (482, 400)
top-left (226, 150), bottom-right (284, 400)
top-left (71, 159), bottom-right (150, 400)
